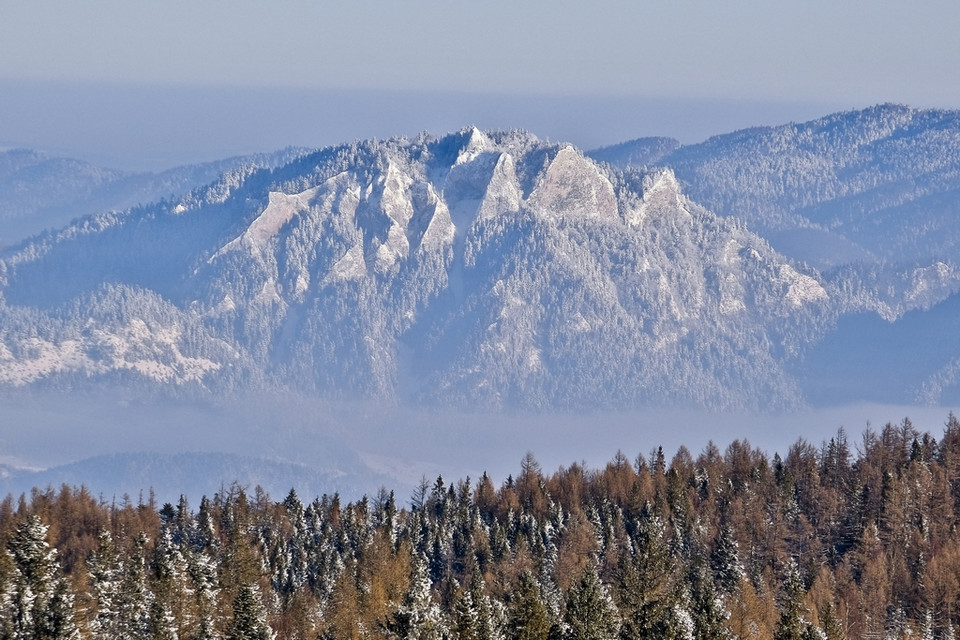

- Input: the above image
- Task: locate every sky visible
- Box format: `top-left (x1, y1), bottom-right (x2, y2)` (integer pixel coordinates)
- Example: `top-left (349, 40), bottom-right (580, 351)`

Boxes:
top-left (2, 0), bottom-right (959, 170)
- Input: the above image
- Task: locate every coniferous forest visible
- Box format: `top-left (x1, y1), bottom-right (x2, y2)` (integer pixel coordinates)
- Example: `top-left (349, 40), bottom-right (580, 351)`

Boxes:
top-left (5, 415), bottom-right (960, 640)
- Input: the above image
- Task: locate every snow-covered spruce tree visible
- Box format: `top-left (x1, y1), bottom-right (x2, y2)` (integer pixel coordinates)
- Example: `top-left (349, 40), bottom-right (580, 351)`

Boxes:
top-left (147, 597), bottom-right (178, 640)
top-left (469, 559), bottom-right (505, 640)
top-left (616, 504), bottom-right (680, 640)
top-left (116, 532), bottom-right (153, 640)
top-left (773, 560), bottom-right (816, 640)
top-left (0, 514), bottom-right (79, 640)
top-left (710, 524), bottom-right (743, 595)
top-left (388, 552), bottom-right (448, 640)
top-left (227, 583), bottom-right (275, 640)
top-left (184, 549), bottom-right (221, 640)
top-left (87, 529), bottom-right (123, 640)
top-left (153, 527), bottom-right (194, 638)
top-left (506, 571), bottom-right (550, 640)
top-left (562, 563), bottom-right (620, 640)
top-left (687, 562), bottom-right (731, 640)
top-left (453, 588), bottom-right (482, 640)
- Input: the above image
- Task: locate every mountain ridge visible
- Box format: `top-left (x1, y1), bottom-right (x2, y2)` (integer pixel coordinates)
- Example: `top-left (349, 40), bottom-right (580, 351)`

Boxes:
top-left (2, 106), bottom-right (959, 410)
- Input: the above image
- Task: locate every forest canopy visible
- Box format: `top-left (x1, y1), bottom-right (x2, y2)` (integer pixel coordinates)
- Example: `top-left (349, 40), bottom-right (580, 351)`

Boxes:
top-left (3, 414), bottom-right (960, 640)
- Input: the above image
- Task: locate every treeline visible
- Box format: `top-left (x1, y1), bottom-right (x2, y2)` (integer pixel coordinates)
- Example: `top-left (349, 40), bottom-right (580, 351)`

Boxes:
top-left (4, 415), bottom-right (960, 640)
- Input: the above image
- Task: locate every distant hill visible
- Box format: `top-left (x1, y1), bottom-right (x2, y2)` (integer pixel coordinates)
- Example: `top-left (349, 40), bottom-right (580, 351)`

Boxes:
top-left (617, 104), bottom-right (960, 270)
top-left (0, 451), bottom-right (387, 505)
top-left (0, 146), bottom-right (308, 246)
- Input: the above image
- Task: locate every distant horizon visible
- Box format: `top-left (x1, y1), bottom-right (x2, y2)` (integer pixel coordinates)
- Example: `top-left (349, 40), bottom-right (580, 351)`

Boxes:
top-left (0, 79), bottom-right (859, 172)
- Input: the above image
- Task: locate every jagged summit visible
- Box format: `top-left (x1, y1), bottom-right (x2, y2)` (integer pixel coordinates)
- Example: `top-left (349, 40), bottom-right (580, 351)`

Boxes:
top-left (0, 126), bottom-right (834, 411)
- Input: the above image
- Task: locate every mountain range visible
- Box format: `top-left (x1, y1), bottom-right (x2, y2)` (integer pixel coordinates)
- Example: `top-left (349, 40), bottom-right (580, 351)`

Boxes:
top-left (2, 103), bottom-right (960, 500)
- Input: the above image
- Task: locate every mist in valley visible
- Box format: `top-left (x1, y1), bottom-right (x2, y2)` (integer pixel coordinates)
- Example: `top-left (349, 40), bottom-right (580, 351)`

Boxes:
top-left (2, 389), bottom-right (955, 507)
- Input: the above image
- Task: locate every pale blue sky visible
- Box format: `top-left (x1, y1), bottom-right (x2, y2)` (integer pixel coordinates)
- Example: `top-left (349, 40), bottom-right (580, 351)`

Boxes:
top-left (2, 0), bottom-right (958, 169)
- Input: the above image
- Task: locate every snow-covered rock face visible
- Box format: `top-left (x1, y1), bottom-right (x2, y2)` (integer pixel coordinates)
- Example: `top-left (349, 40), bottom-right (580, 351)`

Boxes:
top-left (454, 127), bottom-right (493, 166)
top-left (527, 146), bottom-right (618, 220)
top-left (780, 265), bottom-right (828, 307)
top-left (213, 189), bottom-right (317, 261)
top-left (629, 170), bottom-right (686, 227)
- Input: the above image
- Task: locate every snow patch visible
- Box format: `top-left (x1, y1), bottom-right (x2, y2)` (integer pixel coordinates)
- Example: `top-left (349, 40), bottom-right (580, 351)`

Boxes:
top-left (779, 265), bottom-right (828, 306)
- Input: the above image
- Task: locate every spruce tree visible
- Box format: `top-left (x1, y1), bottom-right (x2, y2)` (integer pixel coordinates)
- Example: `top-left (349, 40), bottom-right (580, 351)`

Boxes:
top-left (453, 589), bottom-right (482, 640)
top-left (469, 560), bottom-right (504, 640)
top-left (773, 561), bottom-right (811, 640)
top-left (389, 553), bottom-right (448, 640)
top-left (507, 572), bottom-right (550, 640)
top-left (687, 563), bottom-right (730, 640)
top-left (710, 524), bottom-right (743, 595)
top-left (116, 532), bottom-right (153, 640)
top-left (185, 550), bottom-right (221, 640)
top-left (0, 514), bottom-right (79, 640)
top-left (227, 584), bottom-right (274, 640)
top-left (147, 598), bottom-right (178, 640)
top-left (88, 530), bottom-right (122, 640)
top-left (616, 506), bottom-right (677, 640)
top-left (563, 563), bottom-right (619, 640)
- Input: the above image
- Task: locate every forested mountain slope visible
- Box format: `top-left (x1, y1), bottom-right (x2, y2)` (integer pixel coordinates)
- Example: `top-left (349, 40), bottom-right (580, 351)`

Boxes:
top-left (593, 104), bottom-right (960, 270)
top-left (3, 106), bottom-right (960, 408)
top-left (0, 146), bottom-right (307, 246)
top-left (0, 129), bottom-right (836, 410)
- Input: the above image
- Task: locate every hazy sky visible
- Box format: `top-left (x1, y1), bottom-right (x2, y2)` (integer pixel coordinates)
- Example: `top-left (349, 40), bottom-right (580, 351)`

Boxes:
top-left (2, 0), bottom-right (958, 170)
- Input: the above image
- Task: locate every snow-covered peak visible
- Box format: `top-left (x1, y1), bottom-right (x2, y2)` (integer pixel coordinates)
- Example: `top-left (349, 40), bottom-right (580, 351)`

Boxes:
top-left (379, 162), bottom-right (416, 228)
top-left (527, 145), bottom-right (618, 220)
top-left (477, 153), bottom-right (522, 220)
top-left (454, 127), bottom-right (492, 166)
top-left (628, 169), bottom-right (685, 227)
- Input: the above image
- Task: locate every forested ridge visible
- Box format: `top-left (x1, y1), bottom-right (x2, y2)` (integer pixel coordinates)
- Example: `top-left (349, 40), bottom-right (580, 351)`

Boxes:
top-left (4, 415), bottom-right (960, 639)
